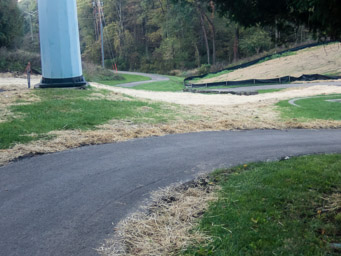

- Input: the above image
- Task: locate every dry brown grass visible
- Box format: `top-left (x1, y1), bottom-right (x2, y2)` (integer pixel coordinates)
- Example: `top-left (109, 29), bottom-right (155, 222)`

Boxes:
top-left (0, 84), bottom-right (40, 123)
top-left (320, 193), bottom-right (341, 213)
top-left (98, 178), bottom-right (218, 256)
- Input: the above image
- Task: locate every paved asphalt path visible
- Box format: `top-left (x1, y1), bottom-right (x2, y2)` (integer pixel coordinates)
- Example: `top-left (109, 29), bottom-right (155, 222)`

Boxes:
top-left (205, 81), bottom-right (341, 93)
top-left (114, 70), bottom-right (169, 88)
top-left (1, 129), bottom-right (341, 256)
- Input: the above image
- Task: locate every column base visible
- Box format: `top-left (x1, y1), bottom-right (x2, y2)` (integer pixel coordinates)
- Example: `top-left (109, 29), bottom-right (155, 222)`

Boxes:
top-left (36, 75), bottom-right (88, 88)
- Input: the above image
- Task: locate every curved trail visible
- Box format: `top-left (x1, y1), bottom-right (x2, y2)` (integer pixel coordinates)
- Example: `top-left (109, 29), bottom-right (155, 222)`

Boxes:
top-left (1, 129), bottom-right (341, 255)
top-left (114, 70), bottom-right (169, 88)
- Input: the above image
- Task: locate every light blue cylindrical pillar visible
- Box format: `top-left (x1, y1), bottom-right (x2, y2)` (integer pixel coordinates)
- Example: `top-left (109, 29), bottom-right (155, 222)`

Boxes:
top-left (37, 0), bottom-right (86, 88)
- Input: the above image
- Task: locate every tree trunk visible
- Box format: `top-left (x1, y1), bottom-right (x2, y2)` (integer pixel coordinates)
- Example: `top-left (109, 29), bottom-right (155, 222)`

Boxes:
top-left (199, 11), bottom-right (210, 64)
top-left (194, 43), bottom-right (201, 67)
top-left (233, 26), bottom-right (239, 63)
top-left (203, 12), bottom-right (216, 65)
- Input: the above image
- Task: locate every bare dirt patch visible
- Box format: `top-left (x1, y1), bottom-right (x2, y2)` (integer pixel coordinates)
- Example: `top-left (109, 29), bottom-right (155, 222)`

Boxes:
top-left (0, 76), bottom-right (40, 123)
top-left (98, 178), bottom-right (218, 256)
top-left (1, 77), bottom-right (341, 166)
top-left (198, 43), bottom-right (341, 83)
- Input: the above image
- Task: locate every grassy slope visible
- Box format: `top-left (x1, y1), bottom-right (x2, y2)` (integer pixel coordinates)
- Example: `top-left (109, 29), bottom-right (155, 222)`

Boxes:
top-left (0, 88), bottom-right (177, 149)
top-left (183, 154), bottom-right (341, 255)
top-left (192, 43), bottom-right (341, 84)
top-left (190, 52), bottom-right (296, 83)
top-left (277, 94), bottom-right (341, 120)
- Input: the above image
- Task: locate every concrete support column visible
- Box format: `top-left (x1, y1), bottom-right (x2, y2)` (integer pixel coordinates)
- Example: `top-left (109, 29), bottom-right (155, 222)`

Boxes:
top-left (37, 0), bottom-right (87, 88)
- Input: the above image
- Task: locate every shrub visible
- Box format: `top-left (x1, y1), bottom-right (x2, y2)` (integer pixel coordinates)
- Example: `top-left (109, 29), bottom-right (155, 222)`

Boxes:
top-left (0, 47), bottom-right (41, 73)
top-left (82, 62), bottom-right (124, 82)
top-left (198, 64), bottom-right (211, 76)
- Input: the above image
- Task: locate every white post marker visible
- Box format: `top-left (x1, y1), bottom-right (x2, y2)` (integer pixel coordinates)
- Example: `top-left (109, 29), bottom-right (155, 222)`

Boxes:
top-left (37, 0), bottom-right (87, 88)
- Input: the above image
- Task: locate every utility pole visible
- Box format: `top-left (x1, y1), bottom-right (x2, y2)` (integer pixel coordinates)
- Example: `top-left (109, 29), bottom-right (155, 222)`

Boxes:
top-left (24, 11), bottom-right (36, 42)
top-left (93, 1), bottom-right (105, 68)
top-left (37, 0), bottom-right (87, 88)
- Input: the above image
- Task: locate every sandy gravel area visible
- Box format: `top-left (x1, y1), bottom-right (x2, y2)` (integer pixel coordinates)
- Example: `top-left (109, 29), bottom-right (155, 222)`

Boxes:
top-left (1, 75), bottom-right (341, 166)
top-left (92, 82), bottom-right (341, 106)
top-left (199, 43), bottom-right (341, 83)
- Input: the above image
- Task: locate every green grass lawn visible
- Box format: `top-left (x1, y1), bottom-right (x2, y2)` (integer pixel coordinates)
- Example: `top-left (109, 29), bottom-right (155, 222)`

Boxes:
top-left (131, 76), bottom-right (184, 92)
top-left (257, 88), bottom-right (284, 94)
top-left (277, 94), bottom-right (341, 120)
top-left (99, 73), bottom-right (151, 86)
top-left (183, 154), bottom-right (341, 256)
top-left (0, 88), bottom-right (177, 149)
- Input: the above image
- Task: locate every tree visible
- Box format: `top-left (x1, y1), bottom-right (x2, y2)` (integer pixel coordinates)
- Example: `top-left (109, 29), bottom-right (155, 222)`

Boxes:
top-left (0, 0), bottom-right (23, 48)
top-left (211, 0), bottom-right (341, 40)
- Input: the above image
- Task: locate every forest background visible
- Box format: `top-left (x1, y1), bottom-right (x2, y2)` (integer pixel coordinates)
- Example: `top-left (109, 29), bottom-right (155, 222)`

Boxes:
top-left (0, 0), bottom-right (325, 75)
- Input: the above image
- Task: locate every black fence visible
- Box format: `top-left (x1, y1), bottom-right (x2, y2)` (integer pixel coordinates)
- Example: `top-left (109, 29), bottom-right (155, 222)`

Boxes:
top-left (184, 41), bottom-right (340, 88)
top-left (188, 74), bottom-right (341, 88)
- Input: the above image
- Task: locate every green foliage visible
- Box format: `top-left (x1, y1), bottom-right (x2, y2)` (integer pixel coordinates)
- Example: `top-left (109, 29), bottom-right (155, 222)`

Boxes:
top-left (18, 0), bottom-right (40, 52)
top-left (0, 48), bottom-right (41, 72)
top-left (240, 26), bottom-right (273, 56)
top-left (82, 62), bottom-right (124, 82)
top-left (213, 0), bottom-right (341, 40)
top-left (0, 88), bottom-right (174, 149)
top-left (183, 154), bottom-right (341, 255)
top-left (0, 0), bottom-right (23, 48)
top-left (13, 0), bottom-right (315, 74)
top-left (277, 94), bottom-right (341, 121)
top-left (198, 64), bottom-right (211, 76)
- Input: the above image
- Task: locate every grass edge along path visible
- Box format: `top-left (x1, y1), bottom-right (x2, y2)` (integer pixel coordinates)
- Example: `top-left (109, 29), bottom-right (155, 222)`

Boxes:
top-left (99, 73), bottom-right (151, 86)
top-left (131, 76), bottom-right (184, 92)
top-left (277, 94), bottom-right (341, 121)
top-left (181, 154), bottom-right (341, 256)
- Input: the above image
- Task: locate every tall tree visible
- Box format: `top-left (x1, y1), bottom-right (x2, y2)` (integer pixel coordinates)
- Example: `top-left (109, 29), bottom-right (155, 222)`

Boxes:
top-left (0, 0), bottom-right (23, 48)
top-left (211, 0), bottom-right (341, 40)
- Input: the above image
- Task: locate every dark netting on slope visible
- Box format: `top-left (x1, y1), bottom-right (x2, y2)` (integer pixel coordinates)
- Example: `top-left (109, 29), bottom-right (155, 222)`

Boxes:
top-left (184, 41), bottom-right (340, 88)
top-left (188, 74), bottom-right (341, 88)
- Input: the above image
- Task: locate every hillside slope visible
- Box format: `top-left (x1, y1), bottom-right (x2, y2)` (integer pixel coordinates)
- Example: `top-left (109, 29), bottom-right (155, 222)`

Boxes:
top-left (198, 43), bottom-right (341, 83)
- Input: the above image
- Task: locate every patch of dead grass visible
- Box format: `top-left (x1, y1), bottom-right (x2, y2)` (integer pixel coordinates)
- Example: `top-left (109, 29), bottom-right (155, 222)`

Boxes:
top-left (98, 178), bottom-right (218, 256)
top-left (320, 193), bottom-right (341, 213)
top-left (0, 85), bottom-right (40, 123)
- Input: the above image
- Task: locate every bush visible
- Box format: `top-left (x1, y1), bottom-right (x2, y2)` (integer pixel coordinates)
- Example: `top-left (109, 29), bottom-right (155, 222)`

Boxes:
top-left (198, 64), bottom-right (211, 76)
top-left (82, 62), bottom-right (124, 82)
top-left (0, 47), bottom-right (41, 73)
